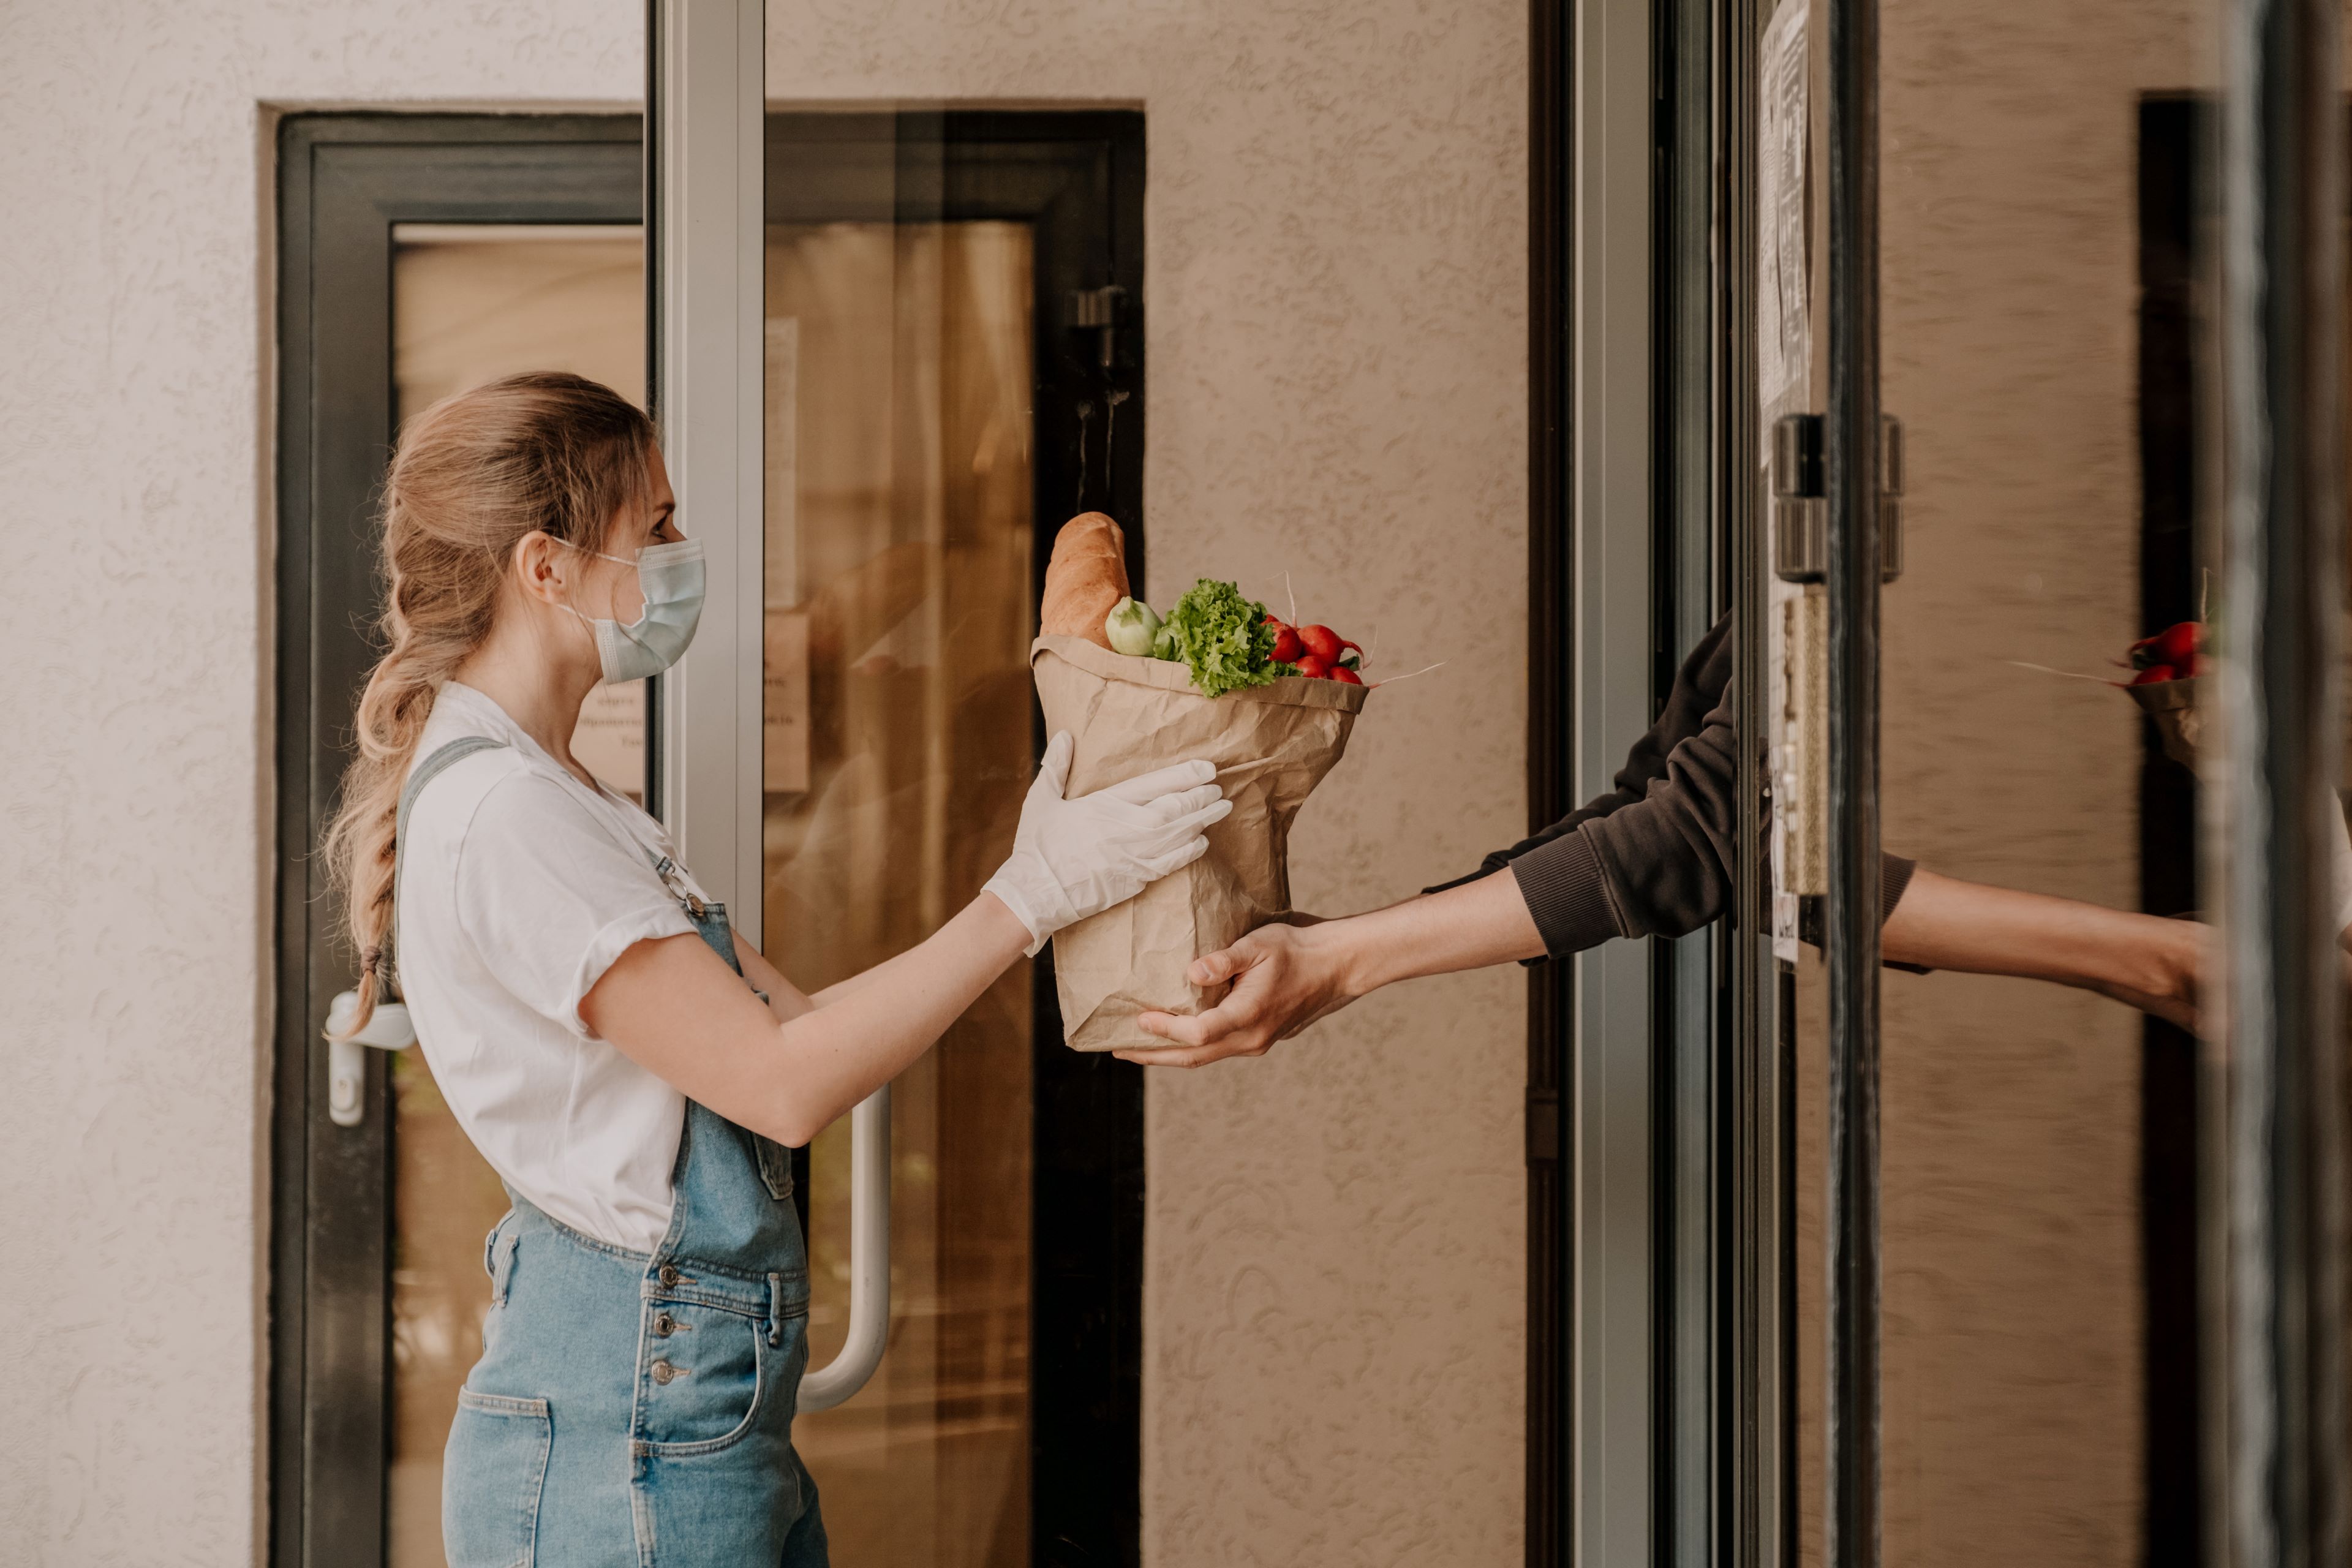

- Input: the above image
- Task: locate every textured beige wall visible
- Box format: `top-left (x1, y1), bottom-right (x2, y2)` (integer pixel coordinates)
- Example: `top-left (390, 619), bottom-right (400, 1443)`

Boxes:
top-left (1790, 1), bottom-right (2211, 1563)
top-left (758, 6), bottom-right (1532, 1563)
top-left (0, 7), bottom-right (639, 1563)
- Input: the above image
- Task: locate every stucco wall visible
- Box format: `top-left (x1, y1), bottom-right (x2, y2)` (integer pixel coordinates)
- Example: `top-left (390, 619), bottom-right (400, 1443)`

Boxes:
top-left (0, 2), bottom-right (1529, 1564)
top-left (0, 7), bottom-right (641, 1563)
top-left (758, 7), bottom-right (1534, 1562)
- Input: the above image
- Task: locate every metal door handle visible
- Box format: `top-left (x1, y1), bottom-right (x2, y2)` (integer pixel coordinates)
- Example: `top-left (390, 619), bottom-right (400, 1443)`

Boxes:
top-left (797, 1083), bottom-right (892, 1410)
top-left (323, 989), bottom-right (416, 1127)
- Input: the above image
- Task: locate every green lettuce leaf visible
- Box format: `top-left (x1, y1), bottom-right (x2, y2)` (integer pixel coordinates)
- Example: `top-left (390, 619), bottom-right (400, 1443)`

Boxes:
top-left (1159, 578), bottom-right (1297, 698)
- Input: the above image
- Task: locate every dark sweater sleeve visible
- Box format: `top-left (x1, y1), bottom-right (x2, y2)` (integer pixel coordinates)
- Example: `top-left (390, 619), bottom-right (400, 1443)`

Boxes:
top-left (1437, 611), bottom-right (1920, 960)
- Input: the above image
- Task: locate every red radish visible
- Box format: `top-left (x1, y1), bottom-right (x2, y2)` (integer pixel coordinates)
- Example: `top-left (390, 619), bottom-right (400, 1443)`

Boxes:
top-left (1294, 652), bottom-right (1330, 679)
top-left (1297, 624), bottom-right (1344, 663)
top-left (2131, 663), bottom-right (2178, 686)
top-left (2130, 620), bottom-right (2203, 671)
top-left (2150, 621), bottom-right (2201, 668)
top-left (1329, 665), bottom-right (1364, 686)
top-left (1267, 620), bottom-right (1303, 664)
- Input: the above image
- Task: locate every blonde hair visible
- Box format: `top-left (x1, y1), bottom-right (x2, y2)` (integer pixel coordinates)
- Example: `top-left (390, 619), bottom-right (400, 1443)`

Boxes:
top-left (323, 371), bottom-right (657, 1038)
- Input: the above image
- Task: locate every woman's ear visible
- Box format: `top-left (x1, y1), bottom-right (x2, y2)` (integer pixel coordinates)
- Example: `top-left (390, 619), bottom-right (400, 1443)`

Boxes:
top-left (509, 531), bottom-right (571, 609)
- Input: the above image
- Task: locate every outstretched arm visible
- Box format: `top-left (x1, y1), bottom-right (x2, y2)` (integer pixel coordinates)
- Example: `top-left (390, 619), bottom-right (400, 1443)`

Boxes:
top-left (1882, 867), bottom-right (2203, 1030)
top-left (1123, 869), bottom-right (1542, 1066)
top-left (1128, 863), bottom-right (2208, 1068)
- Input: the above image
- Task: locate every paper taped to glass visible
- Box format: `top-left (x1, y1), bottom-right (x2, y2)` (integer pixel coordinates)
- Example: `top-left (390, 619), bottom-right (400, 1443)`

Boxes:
top-left (1031, 634), bottom-right (1366, 1051)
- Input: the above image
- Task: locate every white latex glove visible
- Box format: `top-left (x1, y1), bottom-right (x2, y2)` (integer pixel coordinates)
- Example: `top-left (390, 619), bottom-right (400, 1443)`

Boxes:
top-left (985, 731), bottom-right (1232, 954)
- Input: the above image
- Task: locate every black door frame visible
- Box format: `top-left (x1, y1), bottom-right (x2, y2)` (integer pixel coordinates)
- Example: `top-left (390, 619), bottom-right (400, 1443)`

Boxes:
top-left (271, 108), bottom-right (1147, 1568)
top-left (1528, 0), bottom-right (1787, 1559)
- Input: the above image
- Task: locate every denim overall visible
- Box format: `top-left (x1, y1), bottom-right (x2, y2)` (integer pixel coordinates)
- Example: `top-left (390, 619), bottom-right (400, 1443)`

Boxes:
top-left (398, 737), bottom-right (829, 1568)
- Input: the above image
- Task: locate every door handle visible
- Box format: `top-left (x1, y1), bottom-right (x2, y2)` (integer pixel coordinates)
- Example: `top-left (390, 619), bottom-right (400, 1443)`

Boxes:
top-left (323, 989), bottom-right (416, 1128)
top-left (797, 1083), bottom-right (892, 1411)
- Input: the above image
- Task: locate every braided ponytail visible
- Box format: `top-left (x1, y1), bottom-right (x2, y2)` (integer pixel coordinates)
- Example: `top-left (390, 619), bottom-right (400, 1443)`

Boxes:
top-left (323, 372), bottom-right (657, 1038)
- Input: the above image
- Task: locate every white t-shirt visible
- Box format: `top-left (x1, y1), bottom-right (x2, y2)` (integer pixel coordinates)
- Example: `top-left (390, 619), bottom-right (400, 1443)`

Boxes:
top-left (396, 682), bottom-right (706, 1253)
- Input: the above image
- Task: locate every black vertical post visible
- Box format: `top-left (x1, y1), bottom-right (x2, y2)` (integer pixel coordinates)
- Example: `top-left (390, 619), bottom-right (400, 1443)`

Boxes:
top-left (2214, 0), bottom-right (2348, 1562)
top-left (1822, 0), bottom-right (1882, 1560)
top-left (1526, 2), bottom-right (1575, 1563)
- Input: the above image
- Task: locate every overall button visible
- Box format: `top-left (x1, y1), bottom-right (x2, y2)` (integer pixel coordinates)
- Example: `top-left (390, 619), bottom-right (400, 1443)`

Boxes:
top-left (657, 1264), bottom-right (680, 1287)
top-left (650, 1359), bottom-right (680, 1384)
top-left (653, 1311), bottom-right (677, 1337)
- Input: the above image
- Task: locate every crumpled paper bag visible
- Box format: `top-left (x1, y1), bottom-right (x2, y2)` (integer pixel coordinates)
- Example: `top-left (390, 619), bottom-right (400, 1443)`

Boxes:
top-left (1031, 634), bottom-right (1367, 1052)
top-left (2125, 675), bottom-right (2201, 767)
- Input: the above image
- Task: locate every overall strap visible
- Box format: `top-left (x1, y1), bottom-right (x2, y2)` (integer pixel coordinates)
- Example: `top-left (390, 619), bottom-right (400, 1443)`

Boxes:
top-left (388, 735), bottom-right (510, 995)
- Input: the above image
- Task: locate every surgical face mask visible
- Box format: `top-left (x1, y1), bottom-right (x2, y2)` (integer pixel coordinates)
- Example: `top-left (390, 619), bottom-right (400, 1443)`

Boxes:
top-left (560, 537), bottom-right (706, 684)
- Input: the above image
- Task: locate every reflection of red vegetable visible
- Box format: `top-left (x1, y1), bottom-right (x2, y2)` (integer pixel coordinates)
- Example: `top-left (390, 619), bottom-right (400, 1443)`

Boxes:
top-left (2131, 620), bottom-right (2202, 671)
top-left (1329, 665), bottom-right (1364, 686)
top-left (2132, 663), bottom-right (2178, 686)
top-left (1266, 619), bottom-right (1303, 665)
top-left (1294, 652), bottom-right (1330, 679)
top-left (1298, 624), bottom-right (1344, 663)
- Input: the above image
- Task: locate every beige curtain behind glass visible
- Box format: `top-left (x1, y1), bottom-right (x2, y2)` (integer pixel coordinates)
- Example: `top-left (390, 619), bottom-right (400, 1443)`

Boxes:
top-left (763, 220), bottom-right (1036, 1568)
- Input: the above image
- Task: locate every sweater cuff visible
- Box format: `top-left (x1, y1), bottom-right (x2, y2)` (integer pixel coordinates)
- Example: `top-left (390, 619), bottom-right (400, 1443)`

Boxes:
top-left (1881, 854), bottom-right (1917, 921)
top-left (1507, 831), bottom-right (1623, 959)
top-left (1880, 854), bottom-right (1928, 973)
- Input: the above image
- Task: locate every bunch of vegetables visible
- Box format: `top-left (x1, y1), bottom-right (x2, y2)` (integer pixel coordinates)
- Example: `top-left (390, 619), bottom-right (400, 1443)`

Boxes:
top-left (2127, 620), bottom-right (2203, 687)
top-left (1104, 580), bottom-right (1368, 697)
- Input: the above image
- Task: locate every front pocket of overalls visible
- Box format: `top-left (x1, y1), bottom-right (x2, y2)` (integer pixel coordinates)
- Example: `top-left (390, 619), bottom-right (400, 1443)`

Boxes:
top-left (637, 1301), bottom-right (766, 1455)
top-left (752, 1133), bottom-right (794, 1202)
top-left (442, 1389), bottom-right (551, 1568)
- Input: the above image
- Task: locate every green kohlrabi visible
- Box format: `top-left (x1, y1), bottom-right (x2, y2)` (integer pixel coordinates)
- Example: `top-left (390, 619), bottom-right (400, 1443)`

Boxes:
top-left (1158, 578), bottom-right (1297, 697)
top-left (1103, 597), bottom-right (1164, 657)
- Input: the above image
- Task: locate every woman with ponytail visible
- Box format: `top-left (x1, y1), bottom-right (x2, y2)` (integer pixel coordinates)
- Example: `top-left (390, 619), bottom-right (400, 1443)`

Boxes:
top-left (325, 372), bottom-right (1227, 1567)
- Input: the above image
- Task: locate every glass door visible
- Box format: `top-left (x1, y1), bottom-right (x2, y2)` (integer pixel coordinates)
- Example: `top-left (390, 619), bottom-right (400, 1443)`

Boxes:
top-left (747, 111), bottom-right (1147, 1566)
top-left (1755, 0), bottom-right (2349, 1562)
top-left (276, 105), bottom-right (1145, 1568)
top-left (270, 113), bottom-right (645, 1568)
top-left (385, 219), bottom-right (651, 1566)
top-left (760, 203), bottom-right (1042, 1567)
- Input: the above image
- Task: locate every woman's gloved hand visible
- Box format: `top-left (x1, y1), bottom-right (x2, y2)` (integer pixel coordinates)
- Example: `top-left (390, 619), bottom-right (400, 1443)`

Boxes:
top-left (985, 731), bottom-right (1232, 954)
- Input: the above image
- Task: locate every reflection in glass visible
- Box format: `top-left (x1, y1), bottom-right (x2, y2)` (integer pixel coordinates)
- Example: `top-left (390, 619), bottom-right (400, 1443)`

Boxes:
top-left (385, 224), bottom-right (646, 1567)
top-left (763, 220), bottom-right (1036, 1567)
top-left (1777, 2), bottom-right (2222, 1562)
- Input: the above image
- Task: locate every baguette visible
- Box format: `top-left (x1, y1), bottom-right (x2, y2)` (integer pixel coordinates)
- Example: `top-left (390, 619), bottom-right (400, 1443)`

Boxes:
top-left (1039, 512), bottom-right (1130, 648)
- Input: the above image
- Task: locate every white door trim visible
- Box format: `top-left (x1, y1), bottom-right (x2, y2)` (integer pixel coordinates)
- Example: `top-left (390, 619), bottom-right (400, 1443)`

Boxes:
top-left (651, 0), bottom-right (766, 946)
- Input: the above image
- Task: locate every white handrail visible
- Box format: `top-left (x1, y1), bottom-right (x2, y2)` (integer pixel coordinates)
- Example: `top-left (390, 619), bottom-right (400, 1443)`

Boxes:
top-left (796, 1084), bottom-right (892, 1411)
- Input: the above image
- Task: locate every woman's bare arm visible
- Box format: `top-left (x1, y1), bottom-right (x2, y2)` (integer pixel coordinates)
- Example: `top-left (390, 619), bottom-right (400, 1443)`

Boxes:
top-left (584, 893), bottom-right (1032, 1145)
top-left (730, 935), bottom-right (818, 1024)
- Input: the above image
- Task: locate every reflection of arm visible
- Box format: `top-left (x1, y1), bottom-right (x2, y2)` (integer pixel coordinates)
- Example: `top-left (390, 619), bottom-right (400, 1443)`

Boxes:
top-left (1882, 868), bottom-right (2201, 1030)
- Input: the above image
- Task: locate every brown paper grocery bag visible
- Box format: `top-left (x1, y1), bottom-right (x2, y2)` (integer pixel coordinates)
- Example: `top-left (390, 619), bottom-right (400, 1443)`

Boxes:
top-left (2125, 675), bottom-right (2201, 767)
top-left (1031, 635), bottom-right (1368, 1052)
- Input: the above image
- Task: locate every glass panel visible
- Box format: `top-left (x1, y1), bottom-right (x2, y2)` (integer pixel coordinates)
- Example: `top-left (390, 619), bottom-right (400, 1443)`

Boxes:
top-left (1776, 1), bottom-right (2225, 1562)
top-left (385, 224), bottom-right (646, 1567)
top-left (762, 217), bottom-right (1037, 1567)
top-left (390, 224), bottom-right (651, 803)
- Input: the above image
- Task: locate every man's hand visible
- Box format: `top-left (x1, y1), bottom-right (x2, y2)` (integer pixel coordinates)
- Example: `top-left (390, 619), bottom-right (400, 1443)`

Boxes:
top-left (1118, 921), bottom-right (1364, 1068)
top-left (1118, 870), bottom-right (1551, 1068)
